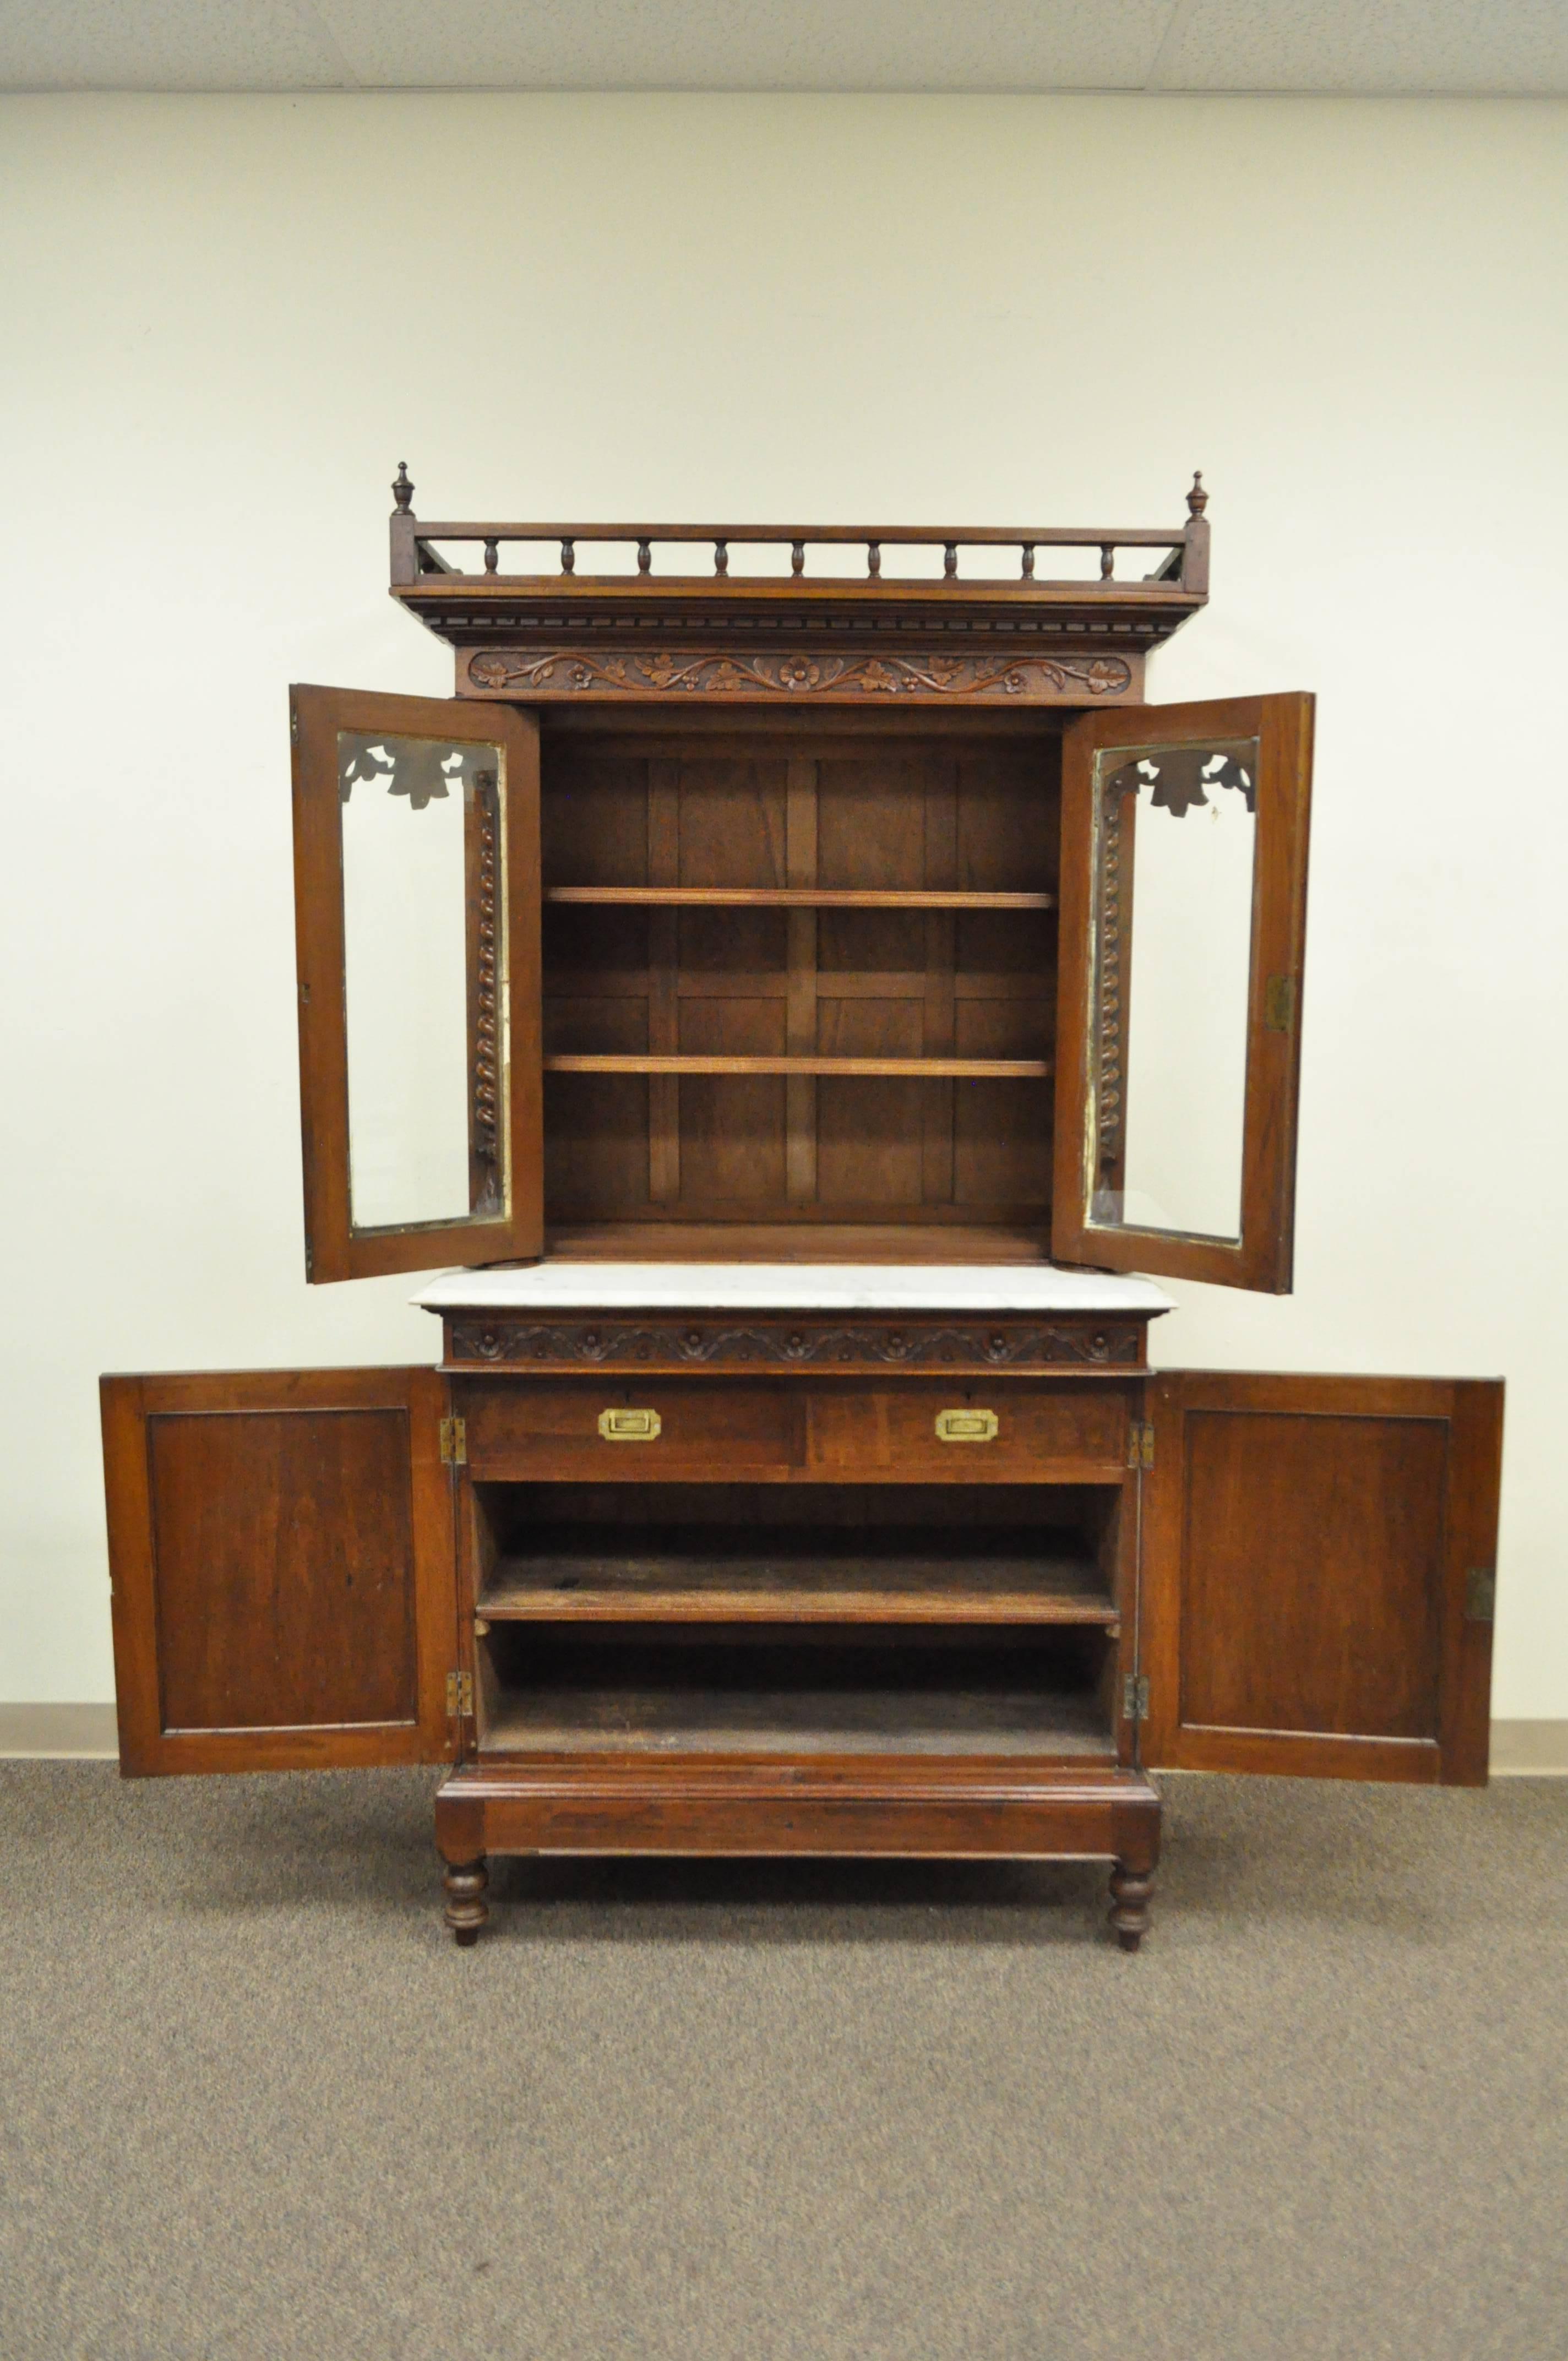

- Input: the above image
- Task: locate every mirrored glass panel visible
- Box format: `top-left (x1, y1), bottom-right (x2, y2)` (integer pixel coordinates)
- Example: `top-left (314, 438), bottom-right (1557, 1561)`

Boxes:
top-left (339, 730), bottom-right (507, 1233)
top-left (1086, 738), bottom-right (1257, 1243)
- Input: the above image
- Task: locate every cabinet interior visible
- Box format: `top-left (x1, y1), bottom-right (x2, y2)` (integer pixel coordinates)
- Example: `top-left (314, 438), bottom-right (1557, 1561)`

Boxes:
top-left (469, 1479), bottom-right (1122, 1758)
top-left (540, 718), bottom-right (1062, 1246)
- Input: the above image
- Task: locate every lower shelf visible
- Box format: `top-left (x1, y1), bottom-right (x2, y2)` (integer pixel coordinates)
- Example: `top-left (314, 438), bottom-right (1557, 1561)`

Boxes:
top-left (484, 1685), bottom-right (1111, 1756)
top-left (479, 1633), bottom-right (1114, 1759)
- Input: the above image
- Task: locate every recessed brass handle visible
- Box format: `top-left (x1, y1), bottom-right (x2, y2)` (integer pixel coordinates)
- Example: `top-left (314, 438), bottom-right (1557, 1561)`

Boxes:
top-left (598, 1407), bottom-right (662, 1441)
top-left (935, 1408), bottom-right (999, 1443)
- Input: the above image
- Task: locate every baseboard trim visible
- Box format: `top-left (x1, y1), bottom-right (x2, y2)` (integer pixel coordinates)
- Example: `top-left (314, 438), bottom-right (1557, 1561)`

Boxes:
top-left (1489, 1720), bottom-right (1568, 1775)
top-left (0, 1703), bottom-right (119, 1758)
top-left (1, 1705), bottom-right (1565, 1772)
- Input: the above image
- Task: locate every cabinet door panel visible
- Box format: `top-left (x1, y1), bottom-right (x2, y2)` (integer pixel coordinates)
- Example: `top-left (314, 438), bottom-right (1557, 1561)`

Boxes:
top-left (1142, 1372), bottom-right (1501, 1785)
top-left (102, 1368), bottom-right (459, 1775)
top-left (1053, 693), bottom-right (1312, 1292)
top-left (292, 686), bottom-right (543, 1282)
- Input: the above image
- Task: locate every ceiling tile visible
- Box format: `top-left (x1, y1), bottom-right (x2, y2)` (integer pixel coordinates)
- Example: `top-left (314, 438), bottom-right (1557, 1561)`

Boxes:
top-left (311, 0), bottom-right (1178, 93)
top-left (0, 0), bottom-right (353, 89)
top-left (2, 0), bottom-right (1563, 96)
top-left (1149, 0), bottom-right (1568, 94)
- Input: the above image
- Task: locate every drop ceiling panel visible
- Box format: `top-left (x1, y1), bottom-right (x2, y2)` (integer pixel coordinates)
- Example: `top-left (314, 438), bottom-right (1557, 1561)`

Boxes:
top-left (0, 0), bottom-right (350, 90)
top-left (1151, 0), bottom-right (1568, 94)
top-left (1, 0), bottom-right (1564, 96)
top-left (307, 0), bottom-right (1176, 93)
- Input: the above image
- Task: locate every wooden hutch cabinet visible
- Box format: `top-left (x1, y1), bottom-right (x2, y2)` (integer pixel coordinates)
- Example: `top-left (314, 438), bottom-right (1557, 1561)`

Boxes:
top-left (100, 472), bottom-right (1503, 1947)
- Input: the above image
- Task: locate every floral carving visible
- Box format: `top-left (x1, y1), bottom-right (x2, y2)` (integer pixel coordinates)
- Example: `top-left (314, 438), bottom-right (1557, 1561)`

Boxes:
top-left (445, 1317), bottom-right (1146, 1371)
top-left (466, 650), bottom-right (1133, 701)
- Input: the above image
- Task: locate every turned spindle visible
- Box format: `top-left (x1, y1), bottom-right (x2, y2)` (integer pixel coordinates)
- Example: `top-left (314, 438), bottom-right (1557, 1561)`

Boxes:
top-left (1108, 1862), bottom-right (1155, 1952)
top-left (443, 1855), bottom-right (489, 1947)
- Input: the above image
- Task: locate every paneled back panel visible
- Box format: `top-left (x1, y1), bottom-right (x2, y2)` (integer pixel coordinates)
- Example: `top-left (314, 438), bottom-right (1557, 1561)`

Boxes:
top-left (541, 727), bottom-right (1060, 1230)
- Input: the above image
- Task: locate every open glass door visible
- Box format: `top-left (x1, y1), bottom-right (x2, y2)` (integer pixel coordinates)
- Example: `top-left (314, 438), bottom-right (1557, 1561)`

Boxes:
top-left (1052, 693), bottom-right (1313, 1292)
top-left (292, 686), bottom-right (542, 1282)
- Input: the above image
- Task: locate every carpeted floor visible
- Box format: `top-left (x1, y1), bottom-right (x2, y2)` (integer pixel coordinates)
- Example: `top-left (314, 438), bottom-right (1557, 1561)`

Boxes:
top-left (1, 1765), bottom-right (1564, 2361)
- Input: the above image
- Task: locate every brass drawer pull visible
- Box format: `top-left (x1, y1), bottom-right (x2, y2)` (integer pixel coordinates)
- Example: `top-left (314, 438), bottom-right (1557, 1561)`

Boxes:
top-left (598, 1407), bottom-right (662, 1442)
top-left (935, 1408), bottom-right (999, 1443)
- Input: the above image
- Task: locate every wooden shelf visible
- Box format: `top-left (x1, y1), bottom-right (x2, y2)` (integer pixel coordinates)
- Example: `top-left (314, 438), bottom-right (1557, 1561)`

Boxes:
top-left (482, 1682), bottom-right (1113, 1759)
top-left (545, 1054), bottom-right (1052, 1078)
top-left (543, 971), bottom-right (1052, 1003)
top-left (543, 886), bottom-right (1055, 910)
top-left (481, 1532), bottom-right (1117, 1626)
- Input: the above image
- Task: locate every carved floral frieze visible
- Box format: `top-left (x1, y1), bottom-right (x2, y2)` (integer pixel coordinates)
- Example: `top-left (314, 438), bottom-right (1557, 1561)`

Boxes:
top-left (465, 650), bottom-right (1134, 701)
top-left (445, 1316), bottom-right (1146, 1371)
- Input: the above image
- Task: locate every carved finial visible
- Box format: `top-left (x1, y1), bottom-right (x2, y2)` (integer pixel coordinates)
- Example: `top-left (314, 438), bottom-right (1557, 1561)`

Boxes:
top-left (392, 461), bottom-right (414, 514)
top-left (1186, 470), bottom-right (1207, 519)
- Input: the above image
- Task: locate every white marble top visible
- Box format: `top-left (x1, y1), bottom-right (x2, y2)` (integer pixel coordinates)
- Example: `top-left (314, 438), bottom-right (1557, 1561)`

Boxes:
top-left (415, 1262), bottom-right (1173, 1316)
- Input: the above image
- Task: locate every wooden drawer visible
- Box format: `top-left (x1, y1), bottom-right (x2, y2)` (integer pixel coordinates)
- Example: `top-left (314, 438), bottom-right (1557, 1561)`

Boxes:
top-left (461, 1380), bottom-right (798, 1478)
top-left (805, 1383), bottom-right (1131, 1482)
top-left (460, 1376), bottom-right (1133, 1484)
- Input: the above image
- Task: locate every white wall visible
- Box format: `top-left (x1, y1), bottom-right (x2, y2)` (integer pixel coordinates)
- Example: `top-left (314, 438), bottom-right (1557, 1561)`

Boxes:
top-left (2, 91), bottom-right (1564, 1713)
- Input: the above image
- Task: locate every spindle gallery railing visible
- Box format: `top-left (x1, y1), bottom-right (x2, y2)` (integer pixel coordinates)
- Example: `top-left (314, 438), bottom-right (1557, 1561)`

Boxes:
top-left (388, 466), bottom-right (1211, 595)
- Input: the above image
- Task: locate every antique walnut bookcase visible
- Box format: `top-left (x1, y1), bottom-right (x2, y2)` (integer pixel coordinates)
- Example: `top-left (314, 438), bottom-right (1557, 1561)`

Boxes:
top-left (100, 470), bottom-right (1504, 1948)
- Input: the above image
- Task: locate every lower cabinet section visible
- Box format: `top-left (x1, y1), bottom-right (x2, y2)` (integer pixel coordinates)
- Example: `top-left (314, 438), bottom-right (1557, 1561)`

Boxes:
top-left (100, 1350), bottom-right (1503, 1950)
top-left (450, 1467), bottom-right (1142, 1935)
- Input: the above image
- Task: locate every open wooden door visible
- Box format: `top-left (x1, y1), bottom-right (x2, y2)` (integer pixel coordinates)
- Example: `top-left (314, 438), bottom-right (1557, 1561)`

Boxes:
top-left (1140, 1372), bottom-right (1503, 1786)
top-left (102, 1368), bottom-right (462, 1776)
top-left (292, 686), bottom-right (543, 1282)
top-left (1053, 693), bottom-right (1313, 1291)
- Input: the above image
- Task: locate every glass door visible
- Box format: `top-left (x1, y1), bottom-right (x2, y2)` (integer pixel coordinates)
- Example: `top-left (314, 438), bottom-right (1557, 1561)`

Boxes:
top-left (1052, 693), bottom-right (1313, 1292)
top-left (291, 686), bottom-right (543, 1281)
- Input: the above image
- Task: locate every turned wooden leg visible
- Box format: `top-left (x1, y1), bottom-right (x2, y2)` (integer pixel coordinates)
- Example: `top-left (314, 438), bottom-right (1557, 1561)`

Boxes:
top-left (443, 1854), bottom-right (489, 1947)
top-left (1108, 1861), bottom-right (1154, 1952)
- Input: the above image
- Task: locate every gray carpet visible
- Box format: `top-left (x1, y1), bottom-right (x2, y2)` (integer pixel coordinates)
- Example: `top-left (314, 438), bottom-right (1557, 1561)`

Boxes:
top-left (1, 1766), bottom-right (1564, 2361)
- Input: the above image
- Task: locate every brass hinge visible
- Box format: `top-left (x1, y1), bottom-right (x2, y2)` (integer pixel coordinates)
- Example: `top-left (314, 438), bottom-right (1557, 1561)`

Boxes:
top-left (1127, 1421), bottom-right (1155, 1470)
top-left (446, 1669), bottom-right (473, 1717)
top-left (439, 1416), bottom-right (467, 1467)
top-left (290, 703), bottom-right (298, 744)
top-left (1123, 1674), bottom-right (1150, 1724)
top-left (1464, 1566), bottom-right (1496, 1623)
top-left (1264, 975), bottom-right (1296, 1034)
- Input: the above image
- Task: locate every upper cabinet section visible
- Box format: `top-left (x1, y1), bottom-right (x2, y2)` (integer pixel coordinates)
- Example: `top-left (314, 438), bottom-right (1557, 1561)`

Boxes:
top-left (385, 463), bottom-right (1211, 712)
top-left (291, 686), bottom-right (544, 1282)
top-left (1052, 693), bottom-right (1314, 1293)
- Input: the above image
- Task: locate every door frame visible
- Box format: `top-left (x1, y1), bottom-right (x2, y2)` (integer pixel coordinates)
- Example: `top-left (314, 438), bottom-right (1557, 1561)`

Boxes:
top-left (103, 1366), bottom-right (459, 1775)
top-left (1139, 1370), bottom-right (1502, 1786)
top-left (291, 685), bottom-right (543, 1282)
top-left (1053, 693), bottom-right (1314, 1293)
